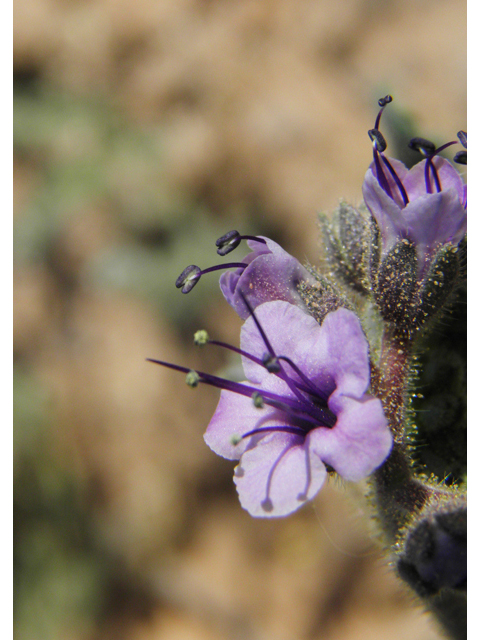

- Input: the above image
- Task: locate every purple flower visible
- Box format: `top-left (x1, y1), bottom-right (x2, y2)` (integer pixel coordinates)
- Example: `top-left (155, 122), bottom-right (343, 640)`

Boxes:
top-left (219, 237), bottom-right (315, 319)
top-left (363, 97), bottom-right (467, 278)
top-left (363, 157), bottom-right (466, 276)
top-left (204, 300), bottom-right (392, 517)
top-left (175, 231), bottom-right (316, 319)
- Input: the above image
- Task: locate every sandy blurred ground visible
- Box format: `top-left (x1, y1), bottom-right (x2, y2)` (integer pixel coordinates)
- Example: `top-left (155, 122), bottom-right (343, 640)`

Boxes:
top-left (13, 1), bottom-right (466, 639)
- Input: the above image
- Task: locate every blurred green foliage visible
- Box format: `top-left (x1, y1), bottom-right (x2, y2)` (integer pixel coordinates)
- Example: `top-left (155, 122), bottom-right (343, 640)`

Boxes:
top-left (14, 86), bottom-right (270, 332)
top-left (13, 83), bottom-right (269, 639)
top-left (14, 367), bottom-right (106, 639)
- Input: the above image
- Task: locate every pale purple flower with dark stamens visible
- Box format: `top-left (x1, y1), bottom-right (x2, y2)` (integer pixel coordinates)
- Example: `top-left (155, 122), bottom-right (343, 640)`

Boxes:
top-left (203, 300), bottom-right (392, 517)
top-left (219, 236), bottom-right (316, 319)
top-left (148, 300), bottom-right (391, 517)
top-left (363, 97), bottom-right (467, 277)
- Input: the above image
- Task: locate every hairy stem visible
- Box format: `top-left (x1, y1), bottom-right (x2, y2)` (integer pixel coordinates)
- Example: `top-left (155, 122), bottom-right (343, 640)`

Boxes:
top-left (370, 329), bottom-right (430, 540)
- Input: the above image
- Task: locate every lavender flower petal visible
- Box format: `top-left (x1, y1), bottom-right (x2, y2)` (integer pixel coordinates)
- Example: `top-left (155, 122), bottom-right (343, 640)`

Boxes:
top-left (240, 302), bottom-right (370, 399)
top-left (233, 432), bottom-right (328, 518)
top-left (310, 395), bottom-right (391, 481)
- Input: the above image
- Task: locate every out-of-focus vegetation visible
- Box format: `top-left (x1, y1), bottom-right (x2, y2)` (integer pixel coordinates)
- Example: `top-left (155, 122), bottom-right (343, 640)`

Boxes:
top-left (14, 1), bottom-right (465, 639)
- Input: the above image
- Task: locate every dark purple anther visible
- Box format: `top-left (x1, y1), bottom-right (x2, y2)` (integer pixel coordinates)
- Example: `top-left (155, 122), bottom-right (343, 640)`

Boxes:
top-left (175, 265), bottom-right (202, 293)
top-left (175, 261), bottom-right (247, 293)
top-left (457, 131), bottom-right (467, 148)
top-left (408, 137), bottom-right (437, 155)
top-left (216, 230), bottom-right (267, 256)
top-left (368, 128), bottom-right (387, 152)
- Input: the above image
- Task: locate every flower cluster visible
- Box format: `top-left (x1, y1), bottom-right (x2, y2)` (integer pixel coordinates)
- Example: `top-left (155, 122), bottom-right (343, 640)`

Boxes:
top-left (150, 97), bottom-right (466, 547)
top-left (155, 228), bottom-right (393, 517)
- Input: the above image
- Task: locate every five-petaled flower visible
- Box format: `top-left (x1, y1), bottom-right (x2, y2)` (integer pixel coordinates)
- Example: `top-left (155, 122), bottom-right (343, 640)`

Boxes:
top-left (204, 300), bottom-right (392, 517)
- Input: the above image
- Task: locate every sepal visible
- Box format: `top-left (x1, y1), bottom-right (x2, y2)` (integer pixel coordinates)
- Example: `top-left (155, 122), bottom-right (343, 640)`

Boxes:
top-left (416, 244), bottom-right (461, 328)
top-left (374, 239), bottom-right (418, 330)
top-left (298, 269), bottom-right (351, 325)
top-left (318, 203), bottom-right (372, 295)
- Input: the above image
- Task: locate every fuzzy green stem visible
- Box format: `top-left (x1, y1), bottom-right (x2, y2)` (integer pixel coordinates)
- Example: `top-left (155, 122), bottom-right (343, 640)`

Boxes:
top-left (370, 329), bottom-right (431, 540)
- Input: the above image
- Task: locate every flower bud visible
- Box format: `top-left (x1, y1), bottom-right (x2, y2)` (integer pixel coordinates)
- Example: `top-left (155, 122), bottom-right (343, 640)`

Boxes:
top-left (397, 501), bottom-right (466, 596)
top-left (416, 244), bottom-right (461, 327)
top-left (374, 239), bottom-right (418, 330)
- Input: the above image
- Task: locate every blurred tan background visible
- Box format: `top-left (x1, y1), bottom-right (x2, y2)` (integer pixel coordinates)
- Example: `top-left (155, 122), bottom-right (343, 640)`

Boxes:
top-left (13, 1), bottom-right (466, 639)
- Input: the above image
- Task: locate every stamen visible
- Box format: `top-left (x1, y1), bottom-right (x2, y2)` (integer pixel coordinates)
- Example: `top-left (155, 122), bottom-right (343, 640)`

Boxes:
top-left (297, 445), bottom-right (313, 502)
top-left (215, 230), bottom-right (267, 256)
top-left (368, 128), bottom-right (387, 153)
top-left (147, 358), bottom-right (331, 427)
top-left (195, 324), bottom-right (332, 418)
top-left (240, 425), bottom-right (307, 440)
top-left (432, 140), bottom-right (458, 155)
top-left (378, 154), bottom-right (409, 206)
top-left (194, 330), bottom-right (209, 346)
top-left (238, 290), bottom-right (316, 406)
top-left (237, 290), bottom-right (335, 423)
top-left (368, 100), bottom-right (408, 202)
top-left (374, 95), bottom-right (393, 130)
top-left (261, 442), bottom-right (294, 512)
top-left (252, 392), bottom-right (264, 408)
top-left (276, 356), bottom-right (329, 403)
top-left (176, 262), bottom-right (247, 293)
top-left (426, 160), bottom-right (440, 193)
top-left (408, 137), bottom-right (436, 156)
top-left (426, 141), bottom-right (461, 192)
top-left (368, 96), bottom-right (409, 206)
top-left (205, 338), bottom-right (264, 367)
top-left (262, 353), bottom-right (281, 373)
top-left (455, 131), bottom-right (467, 165)
top-left (186, 370), bottom-right (200, 387)
top-left (457, 131), bottom-right (467, 148)
top-left (175, 265), bottom-right (201, 293)
top-left (238, 291), bottom-right (277, 360)
top-left (409, 137), bottom-right (460, 194)
top-left (373, 150), bottom-right (393, 200)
